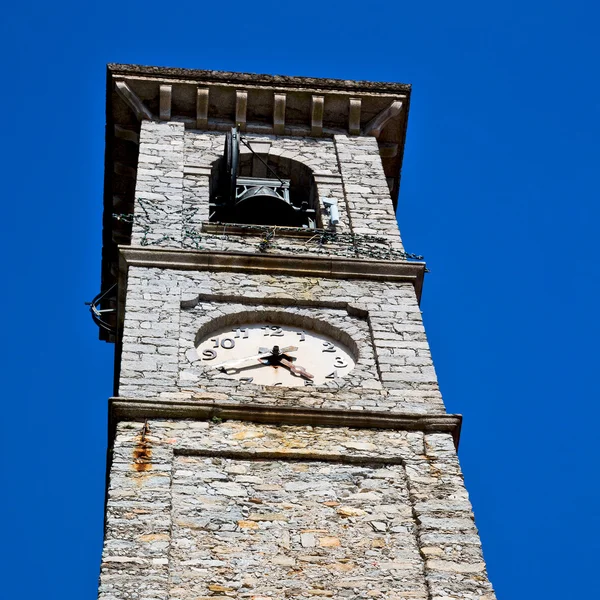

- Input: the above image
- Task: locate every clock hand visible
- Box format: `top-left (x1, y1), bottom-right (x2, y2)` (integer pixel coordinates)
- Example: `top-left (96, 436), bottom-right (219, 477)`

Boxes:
top-left (213, 346), bottom-right (298, 370)
top-left (258, 345), bottom-right (297, 356)
top-left (213, 351), bottom-right (271, 370)
top-left (279, 357), bottom-right (314, 380)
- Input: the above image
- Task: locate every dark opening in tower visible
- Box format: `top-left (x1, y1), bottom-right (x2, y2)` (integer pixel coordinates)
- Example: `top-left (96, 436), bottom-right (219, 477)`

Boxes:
top-left (209, 129), bottom-right (318, 228)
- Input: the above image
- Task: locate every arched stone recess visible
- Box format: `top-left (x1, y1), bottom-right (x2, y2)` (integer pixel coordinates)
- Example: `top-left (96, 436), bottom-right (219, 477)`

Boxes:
top-left (178, 304), bottom-right (382, 394)
top-left (183, 130), bottom-right (348, 231)
top-left (234, 141), bottom-right (346, 229)
top-left (209, 151), bottom-right (323, 227)
top-left (193, 308), bottom-right (360, 358)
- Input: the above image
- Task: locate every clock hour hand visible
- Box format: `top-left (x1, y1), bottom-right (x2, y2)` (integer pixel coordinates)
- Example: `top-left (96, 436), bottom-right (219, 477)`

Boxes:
top-left (279, 357), bottom-right (314, 380)
top-left (213, 346), bottom-right (298, 370)
top-left (258, 345), bottom-right (297, 356)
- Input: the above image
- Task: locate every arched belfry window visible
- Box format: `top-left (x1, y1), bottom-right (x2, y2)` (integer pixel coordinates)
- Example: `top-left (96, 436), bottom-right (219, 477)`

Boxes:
top-left (210, 128), bottom-right (318, 228)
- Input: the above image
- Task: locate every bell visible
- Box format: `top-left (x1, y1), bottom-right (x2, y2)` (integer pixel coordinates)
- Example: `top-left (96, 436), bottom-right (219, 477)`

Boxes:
top-left (234, 185), bottom-right (298, 226)
top-left (211, 127), bottom-right (314, 227)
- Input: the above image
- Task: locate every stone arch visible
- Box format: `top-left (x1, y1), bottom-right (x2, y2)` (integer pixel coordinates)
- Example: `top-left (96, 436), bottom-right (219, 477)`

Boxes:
top-left (194, 308), bottom-right (359, 360)
top-left (209, 150), bottom-right (321, 227)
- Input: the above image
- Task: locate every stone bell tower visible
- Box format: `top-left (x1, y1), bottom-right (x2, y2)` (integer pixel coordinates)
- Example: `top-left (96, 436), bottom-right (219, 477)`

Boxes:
top-left (94, 63), bottom-right (496, 600)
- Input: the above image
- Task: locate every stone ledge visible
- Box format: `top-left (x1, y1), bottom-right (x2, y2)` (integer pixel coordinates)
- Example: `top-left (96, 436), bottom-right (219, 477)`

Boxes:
top-left (119, 246), bottom-right (426, 300)
top-left (109, 397), bottom-right (462, 448)
top-left (108, 63), bottom-right (412, 95)
top-left (201, 223), bottom-right (325, 239)
top-left (183, 165), bottom-right (212, 176)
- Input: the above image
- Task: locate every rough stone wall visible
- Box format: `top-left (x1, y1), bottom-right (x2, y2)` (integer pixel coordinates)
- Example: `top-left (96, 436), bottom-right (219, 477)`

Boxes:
top-left (98, 420), bottom-right (496, 600)
top-left (333, 135), bottom-right (404, 252)
top-left (128, 123), bottom-right (407, 261)
top-left (118, 267), bottom-right (443, 415)
top-left (170, 456), bottom-right (423, 599)
top-left (132, 121), bottom-right (185, 246)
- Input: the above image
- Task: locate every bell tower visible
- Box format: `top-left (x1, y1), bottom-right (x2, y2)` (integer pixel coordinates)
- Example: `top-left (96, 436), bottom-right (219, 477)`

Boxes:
top-left (94, 64), bottom-right (497, 600)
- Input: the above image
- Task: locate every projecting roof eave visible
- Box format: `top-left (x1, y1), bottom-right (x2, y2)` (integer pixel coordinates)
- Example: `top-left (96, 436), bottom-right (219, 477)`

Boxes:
top-left (107, 63), bottom-right (412, 95)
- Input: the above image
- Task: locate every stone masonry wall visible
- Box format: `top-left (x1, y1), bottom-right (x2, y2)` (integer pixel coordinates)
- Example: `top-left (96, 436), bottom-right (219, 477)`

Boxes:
top-left (333, 135), bottom-right (404, 253)
top-left (132, 121), bottom-right (185, 246)
top-left (98, 420), bottom-right (496, 600)
top-left (128, 122), bottom-right (408, 261)
top-left (119, 267), bottom-right (443, 415)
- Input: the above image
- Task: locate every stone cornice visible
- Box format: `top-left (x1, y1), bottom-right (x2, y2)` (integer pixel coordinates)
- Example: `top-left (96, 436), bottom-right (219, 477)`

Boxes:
top-left (118, 246), bottom-right (425, 299)
top-left (108, 63), bottom-right (411, 96)
top-left (109, 397), bottom-right (462, 448)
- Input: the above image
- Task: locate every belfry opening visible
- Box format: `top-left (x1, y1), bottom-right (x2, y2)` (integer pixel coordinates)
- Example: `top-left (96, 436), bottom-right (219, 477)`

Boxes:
top-left (209, 128), bottom-right (318, 228)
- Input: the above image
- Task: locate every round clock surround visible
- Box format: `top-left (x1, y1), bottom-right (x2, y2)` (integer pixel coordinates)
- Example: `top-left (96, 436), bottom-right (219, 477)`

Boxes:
top-left (195, 321), bottom-right (356, 387)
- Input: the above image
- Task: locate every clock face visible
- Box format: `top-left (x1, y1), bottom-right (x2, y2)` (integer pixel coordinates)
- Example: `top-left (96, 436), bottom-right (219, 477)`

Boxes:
top-left (195, 323), bottom-right (355, 387)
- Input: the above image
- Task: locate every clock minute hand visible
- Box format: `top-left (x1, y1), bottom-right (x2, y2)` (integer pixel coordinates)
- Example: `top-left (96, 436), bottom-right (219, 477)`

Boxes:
top-left (213, 351), bottom-right (271, 371)
top-left (279, 357), bottom-right (314, 380)
top-left (213, 346), bottom-right (298, 370)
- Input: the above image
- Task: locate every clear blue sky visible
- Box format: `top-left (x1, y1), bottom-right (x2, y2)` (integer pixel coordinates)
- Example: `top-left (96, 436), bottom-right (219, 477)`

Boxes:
top-left (1, 1), bottom-right (598, 598)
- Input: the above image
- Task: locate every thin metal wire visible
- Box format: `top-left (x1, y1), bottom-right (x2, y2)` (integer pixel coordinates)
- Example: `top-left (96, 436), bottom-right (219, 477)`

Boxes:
top-left (238, 135), bottom-right (287, 186)
top-left (112, 211), bottom-right (424, 262)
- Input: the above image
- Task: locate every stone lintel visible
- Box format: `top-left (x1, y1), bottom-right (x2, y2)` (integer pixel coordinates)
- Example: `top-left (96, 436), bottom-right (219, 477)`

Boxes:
top-left (273, 93), bottom-right (286, 135)
top-left (311, 95), bottom-right (324, 136)
top-left (159, 84), bottom-right (172, 120)
top-left (114, 80), bottom-right (154, 121)
top-left (364, 100), bottom-right (404, 136)
top-left (109, 396), bottom-right (462, 448)
top-left (114, 124), bottom-right (139, 144)
top-left (379, 142), bottom-right (398, 158)
top-left (183, 165), bottom-right (212, 176)
top-left (235, 89), bottom-right (248, 130)
top-left (196, 87), bottom-right (209, 129)
top-left (113, 162), bottom-right (136, 178)
top-left (313, 173), bottom-right (343, 184)
top-left (118, 246), bottom-right (426, 301)
top-left (349, 97), bottom-right (361, 136)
